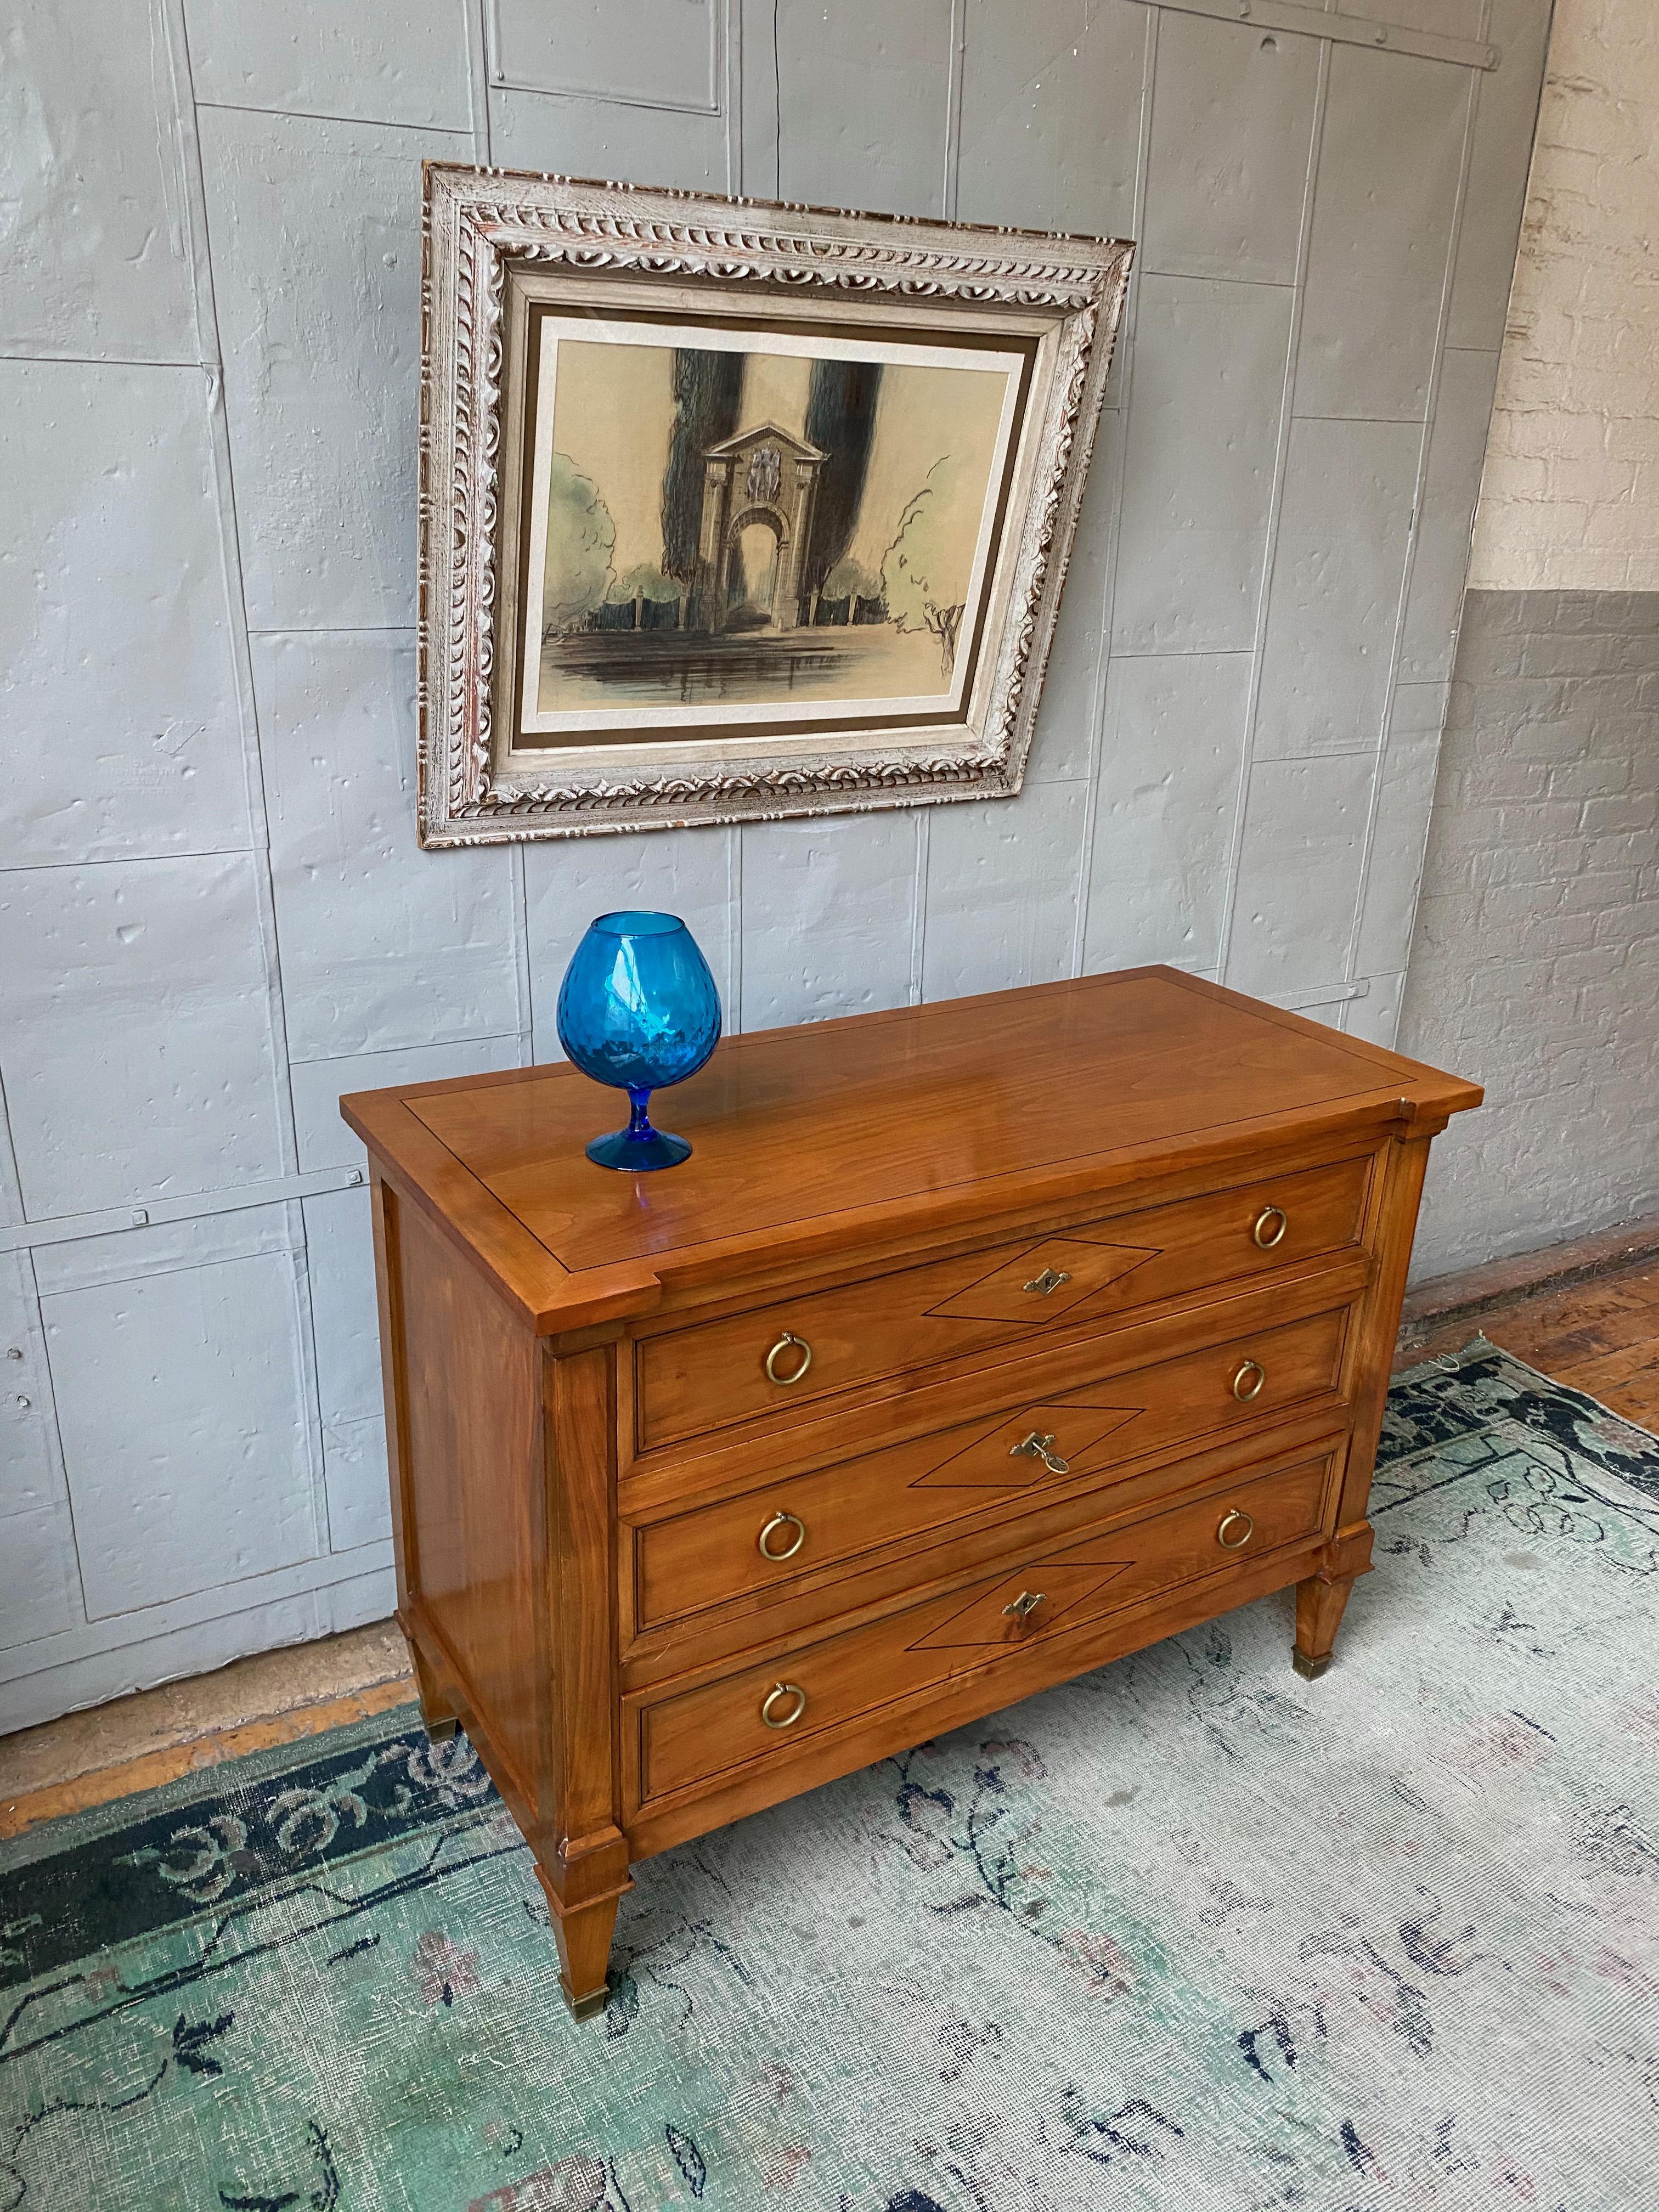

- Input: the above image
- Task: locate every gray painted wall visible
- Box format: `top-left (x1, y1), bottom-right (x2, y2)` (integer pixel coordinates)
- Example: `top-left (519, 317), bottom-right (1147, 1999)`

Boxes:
top-left (0, 0), bottom-right (1549, 1727)
top-left (1400, 590), bottom-right (1659, 1276)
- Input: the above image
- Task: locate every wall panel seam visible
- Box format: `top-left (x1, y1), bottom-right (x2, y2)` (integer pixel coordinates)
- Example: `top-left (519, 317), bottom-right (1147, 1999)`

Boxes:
top-left (0, 1034), bottom-right (32, 1231)
top-left (769, 0), bottom-right (782, 198)
top-left (725, 0), bottom-right (743, 193)
top-left (909, 810), bottom-right (930, 1005)
top-left (10, 1240), bottom-right (88, 1633)
top-left (0, 848), bottom-right (259, 876)
top-left (1251, 742), bottom-right (1401, 764)
top-left (1214, 34), bottom-right (1331, 985)
top-left (1287, 409), bottom-right (1448, 427)
top-left (1341, 62), bottom-right (1483, 1015)
top-left (483, 85), bottom-right (719, 117)
top-left (0, 1169), bottom-right (371, 1257)
top-left (189, 97), bottom-right (476, 133)
top-left (943, 0), bottom-right (967, 222)
top-left (466, 0), bottom-right (494, 159)
top-left (1069, 2), bottom-right (1158, 978)
top-left (511, 845), bottom-right (535, 1065)
top-left (0, 349), bottom-right (209, 370)
top-left (1137, 270), bottom-right (1300, 294)
top-left (1106, 646), bottom-right (1257, 665)
top-left (729, 823), bottom-right (746, 1034)
top-left (286, 1201), bottom-right (333, 1560)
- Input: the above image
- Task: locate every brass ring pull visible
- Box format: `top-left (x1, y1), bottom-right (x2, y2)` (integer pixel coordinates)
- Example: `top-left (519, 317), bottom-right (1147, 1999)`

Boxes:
top-left (1252, 1205), bottom-right (1288, 1250)
top-left (1217, 1508), bottom-right (1255, 1550)
top-left (760, 1680), bottom-right (808, 1729)
top-left (764, 1331), bottom-right (812, 1386)
top-left (1232, 1359), bottom-right (1266, 1402)
top-left (757, 1509), bottom-right (806, 1562)
top-left (1003, 1590), bottom-right (1046, 1620)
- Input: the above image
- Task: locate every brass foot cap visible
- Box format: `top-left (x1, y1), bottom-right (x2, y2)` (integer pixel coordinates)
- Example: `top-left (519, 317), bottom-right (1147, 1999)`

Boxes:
top-left (1291, 1646), bottom-right (1332, 1682)
top-left (422, 1716), bottom-right (460, 1742)
top-left (560, 1979), bottom-right (611, 2023)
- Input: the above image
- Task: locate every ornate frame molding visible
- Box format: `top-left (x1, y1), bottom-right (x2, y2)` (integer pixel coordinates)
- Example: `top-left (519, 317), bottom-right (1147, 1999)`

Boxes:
top-left (418, 165), bottom-right (1133, 847)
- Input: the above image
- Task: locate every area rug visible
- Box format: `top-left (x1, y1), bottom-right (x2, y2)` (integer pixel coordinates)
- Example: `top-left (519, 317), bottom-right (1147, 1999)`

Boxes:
top-left (5, 1342), bottom-right (1658, 2212)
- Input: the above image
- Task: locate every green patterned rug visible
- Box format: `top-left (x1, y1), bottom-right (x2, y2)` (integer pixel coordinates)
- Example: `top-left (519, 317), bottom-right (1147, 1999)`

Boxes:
top-left (5, 1342), bottom-right (1659, 2212)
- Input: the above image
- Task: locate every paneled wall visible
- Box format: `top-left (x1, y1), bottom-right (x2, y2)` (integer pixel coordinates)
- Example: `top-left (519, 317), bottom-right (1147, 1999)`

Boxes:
top-left (0, 0), bottom-right (1548, 1727)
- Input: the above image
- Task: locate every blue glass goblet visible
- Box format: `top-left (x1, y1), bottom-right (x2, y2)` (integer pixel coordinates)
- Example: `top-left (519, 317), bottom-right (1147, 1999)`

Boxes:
top-left (555, 911), bottom-right (722, 1171)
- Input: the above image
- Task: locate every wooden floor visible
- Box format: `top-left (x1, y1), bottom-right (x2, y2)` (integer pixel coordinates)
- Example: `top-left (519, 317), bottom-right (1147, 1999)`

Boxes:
top-left (1402, 1251), bottom-right (1659, 1428)
top-left (4, 1245), bottom-right (1656, 1842)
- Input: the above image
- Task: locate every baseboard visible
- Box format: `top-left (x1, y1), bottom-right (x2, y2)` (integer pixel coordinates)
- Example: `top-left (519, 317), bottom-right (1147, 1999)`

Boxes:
top-left (0, 1562), bottom-right (398, 1736)
top-left (1398, 1210), bottom-right (1659, 1357)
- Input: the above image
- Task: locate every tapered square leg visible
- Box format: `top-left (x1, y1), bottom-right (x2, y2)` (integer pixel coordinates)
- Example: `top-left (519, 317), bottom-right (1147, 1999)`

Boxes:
top-left (409, 1639), bottom-right (459, 1742)
top-left (537, 1864), bottom-right (620, 2021)
top-left (1293, 1572), bottom-right (1355, 1681)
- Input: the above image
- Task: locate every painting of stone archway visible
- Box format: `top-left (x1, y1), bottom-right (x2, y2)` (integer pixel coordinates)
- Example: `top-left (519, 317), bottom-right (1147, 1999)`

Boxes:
top-left (419, 170), bottom-right (1131, 842)
top-left (522, 320), bottom-right (1020, 726)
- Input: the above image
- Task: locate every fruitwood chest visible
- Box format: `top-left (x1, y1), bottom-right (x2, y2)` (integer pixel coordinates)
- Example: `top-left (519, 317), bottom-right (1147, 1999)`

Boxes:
top-left (342, 967), bottom-right (1481, 2017)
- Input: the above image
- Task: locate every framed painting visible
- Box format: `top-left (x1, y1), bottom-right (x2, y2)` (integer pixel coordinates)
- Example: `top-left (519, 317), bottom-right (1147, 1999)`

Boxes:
top-left (419, 167), bottom-right (1132, 845)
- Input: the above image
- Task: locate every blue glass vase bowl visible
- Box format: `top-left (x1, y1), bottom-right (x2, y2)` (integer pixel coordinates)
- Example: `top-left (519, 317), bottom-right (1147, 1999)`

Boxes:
top-left (555, 911), bottom-right (722, 1171)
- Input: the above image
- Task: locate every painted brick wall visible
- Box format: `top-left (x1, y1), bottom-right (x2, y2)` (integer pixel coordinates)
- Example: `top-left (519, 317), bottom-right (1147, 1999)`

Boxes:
top-left (1401, 592), bottom-right (1659, 1276)
top-left (1401, 0), bottom-right (1659, 1279)
top-left (1467, 0), bottom-right (1659, 591)
top-left (0, 0), bottom-right (1549, 1727)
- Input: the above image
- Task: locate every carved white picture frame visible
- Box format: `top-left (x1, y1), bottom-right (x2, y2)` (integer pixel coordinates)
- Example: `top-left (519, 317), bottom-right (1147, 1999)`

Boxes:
top-left (418, 165), bottom-right (1133, 847)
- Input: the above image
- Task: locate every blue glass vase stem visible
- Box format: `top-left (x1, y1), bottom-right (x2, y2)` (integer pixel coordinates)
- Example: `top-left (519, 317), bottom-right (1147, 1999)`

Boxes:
top-left (627, 1087), bottom-right (654, 1139)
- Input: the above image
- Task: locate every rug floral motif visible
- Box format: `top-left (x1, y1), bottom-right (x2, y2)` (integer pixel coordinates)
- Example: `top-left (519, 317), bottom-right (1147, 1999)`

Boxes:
top-left (4, 1342), bottom-right (1658, 2211)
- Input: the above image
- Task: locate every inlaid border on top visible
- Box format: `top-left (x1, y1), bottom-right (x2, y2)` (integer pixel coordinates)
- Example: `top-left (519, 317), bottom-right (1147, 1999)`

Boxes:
top-left (417, 165), bottom-right (1134, 846)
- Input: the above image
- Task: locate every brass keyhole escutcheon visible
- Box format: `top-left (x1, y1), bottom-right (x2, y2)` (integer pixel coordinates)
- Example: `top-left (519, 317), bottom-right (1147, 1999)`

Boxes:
top-left (757, 1509), bottom-right (806, 1562)
top-left (1252, 1205), bottom-right (1288, 1250)
top-left (1003, 1589), bottom-right (1046, 1621)
top-left (764, 1330), bottom-right (813, 1386)
top-left (1009, 1429), bottom-right (1071, 1476)
top-left (1216, 1508), bottom-right (1255, 1550)
top-left (761, 1681), bottom-right (808, 1729)
top-left (1232, 1359), bottom-right (1266, 1402)
top-left (1023, 1266), bottom-right (1074, 1296)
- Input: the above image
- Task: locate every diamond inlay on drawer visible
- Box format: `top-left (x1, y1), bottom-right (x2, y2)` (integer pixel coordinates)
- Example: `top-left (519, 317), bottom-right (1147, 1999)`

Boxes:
top-left (908, 1398), bottom-right (1142, 1490)
top-left (925, 1235), bottom-right (1159, 1324)
top-left (907, 1557), bottom-right (1135, 1650)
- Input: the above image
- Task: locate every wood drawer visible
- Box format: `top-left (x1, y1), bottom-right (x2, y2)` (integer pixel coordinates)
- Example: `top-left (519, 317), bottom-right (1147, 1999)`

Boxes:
top-left (633, 1302), bottom-right (1348, 1629)
top-left (633, 1154), bottom-right (1371, 1453)
top-left (634, 1450), bottom-right (1334, 1806)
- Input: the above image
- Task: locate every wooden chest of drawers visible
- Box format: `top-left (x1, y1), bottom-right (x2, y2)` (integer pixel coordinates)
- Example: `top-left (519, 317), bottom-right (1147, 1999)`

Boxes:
top-left (343, 967), bottom-right (1479, 2018)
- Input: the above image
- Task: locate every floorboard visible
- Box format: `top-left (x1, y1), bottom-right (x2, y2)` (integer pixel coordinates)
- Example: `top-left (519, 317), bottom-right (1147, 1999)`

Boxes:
top-left (1399, 1257), bottom-right (1659, 1432)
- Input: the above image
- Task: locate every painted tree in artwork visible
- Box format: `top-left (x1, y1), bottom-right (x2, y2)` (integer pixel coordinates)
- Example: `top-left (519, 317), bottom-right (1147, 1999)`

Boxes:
top-left (881, 456), bottom-right (975, 675)
top-left (824, 554), bottom-right (879, 617)
top-left (660, 347), bottom-right (743, 612)
top-left (802, 358), bottom-right (882, 607)
top-left (542, 454), bottom-right (616, 635)
top-left (607, 561), bottom-right (678, 628)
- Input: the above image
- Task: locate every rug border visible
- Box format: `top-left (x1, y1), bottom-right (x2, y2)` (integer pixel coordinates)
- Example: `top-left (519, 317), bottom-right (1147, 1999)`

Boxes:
top-left (1394, 1330), bottom-right (1659, 1451)
top-left (0, 1700), bottom-right (427, 1879)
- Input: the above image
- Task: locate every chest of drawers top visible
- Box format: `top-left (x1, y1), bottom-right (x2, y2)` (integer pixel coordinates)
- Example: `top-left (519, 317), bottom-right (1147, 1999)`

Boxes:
top-left (341, 964), bottom-right (1481, 1341)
